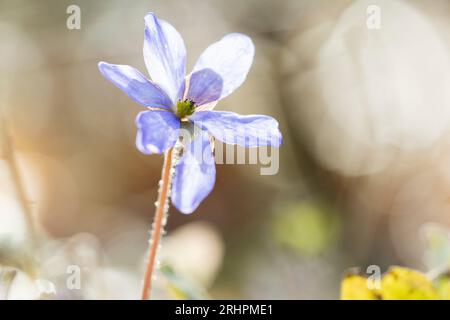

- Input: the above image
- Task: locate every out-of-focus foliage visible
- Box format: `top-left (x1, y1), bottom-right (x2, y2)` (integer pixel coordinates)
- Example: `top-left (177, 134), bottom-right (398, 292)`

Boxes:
top-left (341, 266), bottom-right (450, 300)
top-left (340, 272), bottom-right (378, 300)
top-left (161, 265), bottom-right (209, 300)
top-left (272, 201), bottom-right (340, 256)
top-left (421, 223), bottom-right (450, 271)
top-left (0, 114), bottom-right (36, 274)
top-left (381, 267), bottom-right (438, 300)
top-left (0, 265), bottom-right (40, 299)
top-left (0, 268), bottom-right (17, 299)
top-left (161, 222), bottom-right (224, 289)
top-left (435, 276), bottom-right (450, 300)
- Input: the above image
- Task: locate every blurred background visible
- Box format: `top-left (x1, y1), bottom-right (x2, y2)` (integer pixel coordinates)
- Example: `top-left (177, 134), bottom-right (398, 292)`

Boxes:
top-left (2, 0), bottom-right (450, 299)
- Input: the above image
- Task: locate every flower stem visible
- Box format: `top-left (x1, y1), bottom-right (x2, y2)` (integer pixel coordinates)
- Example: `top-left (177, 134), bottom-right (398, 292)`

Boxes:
top-left (141, 147), bottom-right (174, 300)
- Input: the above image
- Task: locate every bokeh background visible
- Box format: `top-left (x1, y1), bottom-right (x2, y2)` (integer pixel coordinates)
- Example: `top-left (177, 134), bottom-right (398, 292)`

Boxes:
top-left (2, 0), bottom-right (450, 299)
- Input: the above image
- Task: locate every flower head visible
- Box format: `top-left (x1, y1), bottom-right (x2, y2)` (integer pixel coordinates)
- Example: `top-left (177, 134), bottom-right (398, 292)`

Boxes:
top-left (98, 12), bottom-right (282, 214)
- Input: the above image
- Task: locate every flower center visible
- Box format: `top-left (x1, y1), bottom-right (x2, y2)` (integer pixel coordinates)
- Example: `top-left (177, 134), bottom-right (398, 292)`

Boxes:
top-left (176, 99), bottom-right (196, 119)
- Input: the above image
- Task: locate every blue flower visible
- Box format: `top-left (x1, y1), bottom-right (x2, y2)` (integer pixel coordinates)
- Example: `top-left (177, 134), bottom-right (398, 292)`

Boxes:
top-left (98, 12), bottom-right (282, 214)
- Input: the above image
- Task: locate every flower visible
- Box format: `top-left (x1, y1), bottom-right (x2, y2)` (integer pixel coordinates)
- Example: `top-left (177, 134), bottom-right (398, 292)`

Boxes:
top-left (98, 12), bottom-right (282, 214)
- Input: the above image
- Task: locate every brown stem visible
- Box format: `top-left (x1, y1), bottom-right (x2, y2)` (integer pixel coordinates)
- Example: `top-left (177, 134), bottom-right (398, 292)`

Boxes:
top-left (141, 147), bottom-right (174, 300)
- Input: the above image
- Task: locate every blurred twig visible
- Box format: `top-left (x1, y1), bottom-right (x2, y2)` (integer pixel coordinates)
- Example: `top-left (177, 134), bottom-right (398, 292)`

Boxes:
top-left (0, 268), bottom-right (17, 300)
top-left (0, 105), bottom-right (37, 245)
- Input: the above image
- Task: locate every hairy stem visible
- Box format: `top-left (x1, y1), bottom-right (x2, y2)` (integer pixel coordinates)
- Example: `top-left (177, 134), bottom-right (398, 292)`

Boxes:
top-left (141, 147), bottom-right (174, 300)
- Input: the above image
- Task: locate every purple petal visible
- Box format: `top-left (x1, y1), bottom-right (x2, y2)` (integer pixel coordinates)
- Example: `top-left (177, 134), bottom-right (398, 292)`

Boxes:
top-left (192, 33), bottom-right (254, 101)
top-left (144, 13), bottom-right (186, 104)
top-left (171, 131), bottom-right (216, 214)
top-left (98, 62), bottom-right (172, 109)
top-left (190, 111), bottom-right (282, 147)
top-left (135, 110), bottom-right (180, 154)
top-left (186, 68), bottom-right (223, 106)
